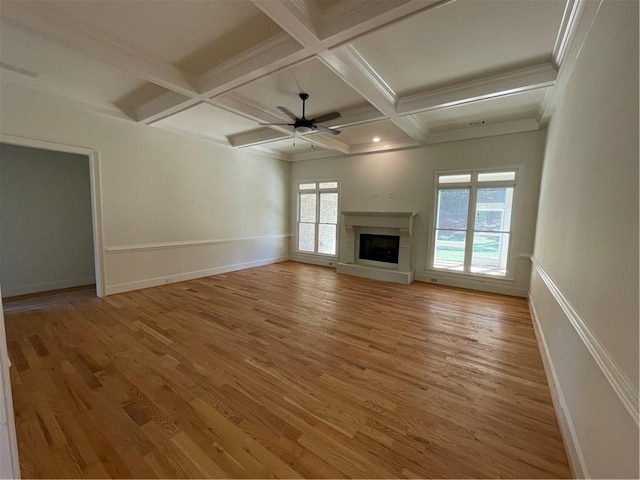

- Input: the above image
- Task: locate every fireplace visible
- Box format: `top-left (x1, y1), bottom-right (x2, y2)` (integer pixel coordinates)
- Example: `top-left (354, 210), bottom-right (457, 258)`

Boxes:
top-left (337, 211), bottom-right (417, 284)
top-left (359, 234), bottom-right (400, 264)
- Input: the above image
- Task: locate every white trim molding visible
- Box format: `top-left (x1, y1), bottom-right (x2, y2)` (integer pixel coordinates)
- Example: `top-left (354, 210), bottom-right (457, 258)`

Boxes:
top-left (531, 257), bottom-right (639, 426)
top-left (104, 234), bottom-right (292, 254)
top-left (528, 297), bottom-right (588, 479)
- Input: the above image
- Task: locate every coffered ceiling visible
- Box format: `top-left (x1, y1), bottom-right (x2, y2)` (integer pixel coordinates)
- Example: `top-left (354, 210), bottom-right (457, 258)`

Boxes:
top-left (0, 0), bottom-right (583, 161)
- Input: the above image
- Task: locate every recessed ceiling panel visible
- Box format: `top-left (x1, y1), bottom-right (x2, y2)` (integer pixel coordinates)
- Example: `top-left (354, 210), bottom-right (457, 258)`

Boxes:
top-left (154, 103), bottom-right (259, 138)
top-left (227, 58), bottom-right (370, 121)
top-left (413, 89), bottom-right (547, 133)
top-left (337, 120), bottom-right (413, 146)
top-left (0, 23), bottom-right (165, 108)
top-left (43, 0), bottom-right (283, 74)
top-left (257, 137), bottom-right (326, 154)
top-left (352, 0), bottom-right (566, 95)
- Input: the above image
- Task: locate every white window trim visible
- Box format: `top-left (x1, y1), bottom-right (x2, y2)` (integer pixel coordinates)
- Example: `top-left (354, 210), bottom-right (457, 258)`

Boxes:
top-left (427, 166), bottom-right (523, 281)
top-left (295, 178), bottom-right (340, 258)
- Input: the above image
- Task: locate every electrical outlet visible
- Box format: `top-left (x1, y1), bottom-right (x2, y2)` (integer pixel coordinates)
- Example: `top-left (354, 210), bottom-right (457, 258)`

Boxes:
top-left (430, 277), bottom-right (438, 283)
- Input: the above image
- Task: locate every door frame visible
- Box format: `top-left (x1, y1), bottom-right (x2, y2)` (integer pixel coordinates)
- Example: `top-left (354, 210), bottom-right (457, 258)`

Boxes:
top-left (0, 134), bottom-right (106, 297)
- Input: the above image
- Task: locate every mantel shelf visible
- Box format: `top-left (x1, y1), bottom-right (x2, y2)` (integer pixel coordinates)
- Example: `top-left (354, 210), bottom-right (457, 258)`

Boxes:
top-left (342, 211), bottom-right (417, 218)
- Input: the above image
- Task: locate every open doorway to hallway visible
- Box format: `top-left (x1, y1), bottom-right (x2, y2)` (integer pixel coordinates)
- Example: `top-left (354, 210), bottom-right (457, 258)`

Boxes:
top-left (0, 143), bottom-right (96, 301)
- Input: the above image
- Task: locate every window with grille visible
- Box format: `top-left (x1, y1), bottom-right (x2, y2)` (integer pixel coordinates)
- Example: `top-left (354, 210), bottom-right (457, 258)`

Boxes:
top-left (297, 180), bottom-right (339, 255)
top-left (431, 169), bottom-right (517, 277)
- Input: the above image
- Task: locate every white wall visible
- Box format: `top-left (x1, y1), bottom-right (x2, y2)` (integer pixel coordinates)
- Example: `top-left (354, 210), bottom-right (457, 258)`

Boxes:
top-left (0, 83), bottom-right (290, 295)
top-left (530, 0), bottom-right (639, 477)
top-left (0, 287), bottom-right (20, 479)
top-left (0, 144), bottom-right (95, 296)
top-left (290, 130), bottom-right (546, 296)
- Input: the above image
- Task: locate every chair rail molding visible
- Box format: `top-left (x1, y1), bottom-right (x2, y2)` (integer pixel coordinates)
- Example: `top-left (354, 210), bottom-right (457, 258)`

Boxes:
top-left (531, 256), bottom-right (639, 426)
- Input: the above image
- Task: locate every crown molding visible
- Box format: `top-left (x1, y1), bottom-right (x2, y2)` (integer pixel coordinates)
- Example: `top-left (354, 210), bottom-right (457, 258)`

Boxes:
top-left (244, 144), bottom-right (292, 162)
top-left (540, 0), bottom-right (602, 124)
top-left (0, 1), bottom-right (197, 96)
top-left (1, 73), bottom-right (132, 121)
top-left (398, 63), bottom-right (557, 116)
top-left (425, 118), bottom-right (540, 144)
top-left (150, 123), bottom-right (231, 147)
top-left (289, 147), bottom-right (343, 162)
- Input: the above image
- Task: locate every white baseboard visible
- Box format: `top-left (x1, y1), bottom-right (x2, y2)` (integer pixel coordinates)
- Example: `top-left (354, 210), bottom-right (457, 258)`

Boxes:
top-left (289, 253), bottom-right (338, 268)
top-left (414, 272), bottom-right (528, 297)
top-left (105, 256), bottom-right (288, 295)
top-left (528, 297), bottom-right (588, 478)
top-left (1, 275), bottom-right (96, 298)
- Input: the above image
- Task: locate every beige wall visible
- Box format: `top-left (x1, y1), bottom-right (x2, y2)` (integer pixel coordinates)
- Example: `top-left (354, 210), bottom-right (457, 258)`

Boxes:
top-left (530, 0), bottom-right (639, 477)
top-left (290, 130), bottom-right (546, 296)
top-left (0, 83), bottom-right (291, 295)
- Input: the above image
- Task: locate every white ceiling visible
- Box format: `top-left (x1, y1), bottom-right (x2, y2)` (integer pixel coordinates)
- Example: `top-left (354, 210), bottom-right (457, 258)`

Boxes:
top-left (0, 0), bottom-right (574, 161)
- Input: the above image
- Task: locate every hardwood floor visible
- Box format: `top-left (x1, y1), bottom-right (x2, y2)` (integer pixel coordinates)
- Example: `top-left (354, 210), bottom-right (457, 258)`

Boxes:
top-left (4, 262), bottom-right (571, 478)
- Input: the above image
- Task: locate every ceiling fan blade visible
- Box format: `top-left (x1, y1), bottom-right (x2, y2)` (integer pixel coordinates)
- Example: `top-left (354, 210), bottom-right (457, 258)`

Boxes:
top-left (258, 123), bottom-right (293, 126)
top-left (310, 111), bottom-right (341, 123)
top-left (313, 125), bottom-right (341, 135)
top-left (277, 106), bottom-right (298, 120)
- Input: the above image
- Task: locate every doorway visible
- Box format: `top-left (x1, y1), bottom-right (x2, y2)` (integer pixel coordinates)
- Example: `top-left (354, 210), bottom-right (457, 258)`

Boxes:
top-left (0, 135), bottom-right (105, 298)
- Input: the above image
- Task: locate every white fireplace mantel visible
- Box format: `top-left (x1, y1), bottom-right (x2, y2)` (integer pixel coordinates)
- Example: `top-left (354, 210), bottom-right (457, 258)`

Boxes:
top-left (338, 211), bottom-right (418, 284)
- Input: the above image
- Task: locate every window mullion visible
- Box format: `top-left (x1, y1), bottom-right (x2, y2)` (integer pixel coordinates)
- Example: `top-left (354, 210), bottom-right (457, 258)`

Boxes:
top-left (464, 186), bottom-right (477, 272)
top-left (315, 191), bottom-right (320, 253)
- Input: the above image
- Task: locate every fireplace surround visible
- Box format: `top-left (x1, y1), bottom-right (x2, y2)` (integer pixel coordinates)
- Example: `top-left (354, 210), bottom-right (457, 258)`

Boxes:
top-left (337, 211), bottom-right (417, 284)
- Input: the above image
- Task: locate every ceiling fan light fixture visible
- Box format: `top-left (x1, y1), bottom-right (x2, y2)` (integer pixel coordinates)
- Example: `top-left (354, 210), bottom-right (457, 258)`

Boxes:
top-left (295, 125), bottom-right (313, 134)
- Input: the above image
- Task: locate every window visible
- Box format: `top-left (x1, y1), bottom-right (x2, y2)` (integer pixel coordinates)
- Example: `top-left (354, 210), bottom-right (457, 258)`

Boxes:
top-left (431, 169), bottom-right (517, 277)
top-left (297, 180), bottom-right (339, 255)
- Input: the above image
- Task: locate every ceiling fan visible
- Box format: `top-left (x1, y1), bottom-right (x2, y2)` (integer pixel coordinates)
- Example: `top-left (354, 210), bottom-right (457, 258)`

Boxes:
top-left (260, 93), bottom-right (341, 135)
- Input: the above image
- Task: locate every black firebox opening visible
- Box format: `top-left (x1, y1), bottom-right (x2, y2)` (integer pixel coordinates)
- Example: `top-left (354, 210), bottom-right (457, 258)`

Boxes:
top-left (359, 234), bottom-right (400, 264)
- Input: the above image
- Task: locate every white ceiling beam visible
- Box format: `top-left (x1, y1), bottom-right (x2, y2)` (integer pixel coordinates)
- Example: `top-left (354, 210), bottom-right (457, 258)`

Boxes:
top-left (136, 92), bottom-right (196, 124)
top-left (129, 0), bottom-right (446, 134)
top-left (299, 133), bottom-right (350, 154)
top-left (228, 128), bottom-right (288, 148)
top-left (0, 2), bottom-right (197, 98)
top-left (250, 0), bottom-right (322, 46)
top-left (319, 45), bottom-right (432, 143)
top-left (197, 33), bottom-right (306, 96)
top-left (426, 118), bottom-right (540, 144)
top-left (397, 63), bottom-right (558, 115)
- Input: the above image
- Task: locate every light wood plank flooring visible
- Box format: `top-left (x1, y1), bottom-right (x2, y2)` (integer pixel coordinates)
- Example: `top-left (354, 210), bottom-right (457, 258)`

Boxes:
top-left (4, 262), bottom-right (571, 478)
